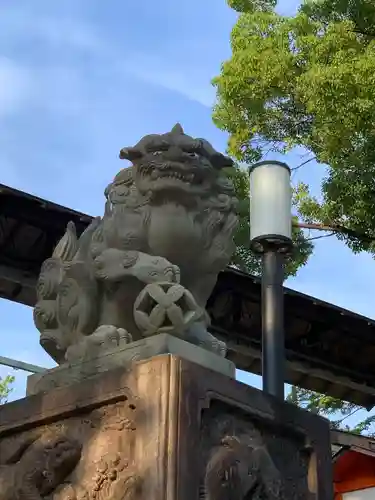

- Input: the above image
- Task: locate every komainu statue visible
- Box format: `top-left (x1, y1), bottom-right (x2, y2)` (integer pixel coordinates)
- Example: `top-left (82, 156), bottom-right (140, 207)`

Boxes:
top-left (34, 124), bottom-right (238, 364)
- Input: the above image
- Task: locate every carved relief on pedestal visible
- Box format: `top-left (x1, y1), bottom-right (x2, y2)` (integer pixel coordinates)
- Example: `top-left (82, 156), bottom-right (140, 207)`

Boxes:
top-left (199, 401), bottom-right (311, 500)
top-left (33, 124), bottom-right (239, 364)
top-left (0, 399), bottom-right (141, 500)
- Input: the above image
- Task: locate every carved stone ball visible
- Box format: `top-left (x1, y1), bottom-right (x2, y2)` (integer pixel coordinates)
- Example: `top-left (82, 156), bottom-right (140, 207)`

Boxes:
top-left (133, 282), bottom-right (200, 337)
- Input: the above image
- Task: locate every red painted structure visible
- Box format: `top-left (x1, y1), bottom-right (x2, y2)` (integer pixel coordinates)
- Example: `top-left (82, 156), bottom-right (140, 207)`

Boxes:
top-left (332, 430), bottom-right (375, 499)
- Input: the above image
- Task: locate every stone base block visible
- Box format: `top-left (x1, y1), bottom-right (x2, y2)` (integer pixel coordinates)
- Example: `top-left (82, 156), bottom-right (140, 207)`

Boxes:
top-left (0, 355), bottom-right (333, 499)
top-left (27, 333), bottom-right (235, 395)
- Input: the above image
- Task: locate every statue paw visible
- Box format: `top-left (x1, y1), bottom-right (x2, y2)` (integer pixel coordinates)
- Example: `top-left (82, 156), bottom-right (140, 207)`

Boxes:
top-left (132, 255), bottom-right (180, 284)
top-left (94, 249), bottom-right (138, 282)
top-left (198, 338), bottom-right (227, 358)
top-left (90, 325), bottom-right (133, 348)
top-left (65, 326), bottom-right (133, 362)
top-left (186, 320), bottom-right (227, 357)
top-left (215, 340), bottom-right (227, 358)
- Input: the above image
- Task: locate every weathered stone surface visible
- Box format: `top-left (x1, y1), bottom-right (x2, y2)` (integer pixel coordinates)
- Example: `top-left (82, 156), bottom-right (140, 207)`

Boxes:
top-left (27, 334), bottom-right (235, 395)
top-left (0, 363), bottom-right (142, 500)
top-left (33, 124), bottom-right (239, 366)
top-left (0, 356), bottom-right (333, 500)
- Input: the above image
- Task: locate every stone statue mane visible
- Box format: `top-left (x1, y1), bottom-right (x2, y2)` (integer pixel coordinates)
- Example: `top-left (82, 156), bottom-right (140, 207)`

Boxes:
top-left (33, 124), bottom-right (239, 364)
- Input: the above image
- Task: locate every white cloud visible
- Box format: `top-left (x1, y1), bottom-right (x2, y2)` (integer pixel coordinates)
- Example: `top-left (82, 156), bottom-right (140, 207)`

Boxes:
top-left (0, 6), bottom-right (109, 117)
top-left (0, 15), bottom-right (103, 122)
top-left (0, 4), bottom-right (104, 54)
top-left (0, 4), bottom-right (217, 110)
top-left (122, 54), bottom-right (216, 107)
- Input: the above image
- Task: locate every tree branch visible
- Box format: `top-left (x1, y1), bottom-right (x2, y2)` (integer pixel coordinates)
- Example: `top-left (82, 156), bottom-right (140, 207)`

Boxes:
top-left (352, 29), bottom-right (375, 38)
top-left (294, 222), bottom-right (375, 244)
top-left (305, 232), bottom-right (336, 242)
top-left (294, 222), bottom-right (340, 232)
top-left (291, 156), bottom-right (316, 171)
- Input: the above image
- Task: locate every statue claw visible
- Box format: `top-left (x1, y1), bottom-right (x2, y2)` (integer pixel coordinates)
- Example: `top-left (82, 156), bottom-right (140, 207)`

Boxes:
top-left (198, 339), bottom-right (227, 358)
top-left (189, 321), bottom-right (227, 357)
top-left (65, 326), bottom-right (133, 362)
top-left (215, 340), bottom-right (227, 358)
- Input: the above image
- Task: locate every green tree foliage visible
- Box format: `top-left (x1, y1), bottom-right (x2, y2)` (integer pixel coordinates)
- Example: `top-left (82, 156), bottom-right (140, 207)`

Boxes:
top-left (288, 386), bottom-right (375, 436)
top-left (0, 375), bottom-right (14, 404)
top-left (302, 0), bottom-right (375, 37)
top-left (215, 0), bottom-right (375, 433)
top-left (228, 0), bottom-right (276, 13)
top-left (213, 0), bottom-right (375, 254)
top-left (227, 166), bottom-right (313, 276)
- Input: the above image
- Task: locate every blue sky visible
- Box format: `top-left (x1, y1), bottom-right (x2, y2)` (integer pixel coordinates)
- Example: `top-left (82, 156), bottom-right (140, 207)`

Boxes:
top-left (0, 0), bottom-right (374, 429)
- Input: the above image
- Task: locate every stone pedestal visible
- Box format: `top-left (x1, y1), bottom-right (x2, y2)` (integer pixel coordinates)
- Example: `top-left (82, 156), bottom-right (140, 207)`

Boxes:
top-left (0, 355), bottom-right (333, 499)
top-left (26, 334), bottom-right (235, 396)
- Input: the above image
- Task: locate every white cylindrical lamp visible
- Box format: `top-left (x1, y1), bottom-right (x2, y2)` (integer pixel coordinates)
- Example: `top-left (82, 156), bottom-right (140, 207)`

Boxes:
top-left (249, 160), bottom-right (292, 253)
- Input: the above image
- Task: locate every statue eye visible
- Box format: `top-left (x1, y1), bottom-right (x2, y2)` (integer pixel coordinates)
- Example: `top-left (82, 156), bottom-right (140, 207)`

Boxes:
top-left (148, 141), bottom-right (169, 153)
top-left (188, 152), bottom-right (199, 158)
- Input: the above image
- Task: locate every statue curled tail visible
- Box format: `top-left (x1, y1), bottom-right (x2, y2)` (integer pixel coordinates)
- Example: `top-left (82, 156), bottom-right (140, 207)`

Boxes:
top-left (33, 218), bottom-right (101, 363)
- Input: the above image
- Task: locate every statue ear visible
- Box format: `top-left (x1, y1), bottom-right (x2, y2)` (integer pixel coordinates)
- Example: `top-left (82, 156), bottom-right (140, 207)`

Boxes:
top-left (119, 147), bottom-right (143, 161)
top-left (211, 153), bottom-right (234, 169)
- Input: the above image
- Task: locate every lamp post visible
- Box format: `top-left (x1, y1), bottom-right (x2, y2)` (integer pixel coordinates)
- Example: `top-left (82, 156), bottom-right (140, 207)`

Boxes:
top-left (249, 161), bottom-right (293, 400)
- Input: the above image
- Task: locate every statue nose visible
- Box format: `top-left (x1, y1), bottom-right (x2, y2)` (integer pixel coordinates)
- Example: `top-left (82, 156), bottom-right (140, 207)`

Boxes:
top-left (165, 145), bottom-right (185, 161)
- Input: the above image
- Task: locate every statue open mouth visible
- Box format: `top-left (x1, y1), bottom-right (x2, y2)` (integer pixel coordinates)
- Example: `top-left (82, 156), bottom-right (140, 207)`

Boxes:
top-left (136, 158), bottom-right (207, 194)
top-left (118, 124), bottom-right (234, 199)
top-left (142, 164), bottom-right (199, 184)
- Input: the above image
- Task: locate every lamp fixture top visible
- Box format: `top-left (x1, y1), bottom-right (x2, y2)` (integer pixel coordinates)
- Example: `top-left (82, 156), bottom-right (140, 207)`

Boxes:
top-left (248, 160), bottom-right (291, 174)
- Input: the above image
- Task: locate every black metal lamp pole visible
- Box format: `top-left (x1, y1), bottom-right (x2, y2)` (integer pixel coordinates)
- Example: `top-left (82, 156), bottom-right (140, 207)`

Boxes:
top-left (261, 245), bottom-right (286, 398)
top-left (249, 161), bottom-right (293, 400)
